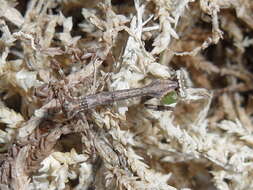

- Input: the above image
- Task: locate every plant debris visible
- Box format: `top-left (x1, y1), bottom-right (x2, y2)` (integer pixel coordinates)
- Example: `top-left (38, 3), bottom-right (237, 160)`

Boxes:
top-left (0, 0), bottom-right (253, 189)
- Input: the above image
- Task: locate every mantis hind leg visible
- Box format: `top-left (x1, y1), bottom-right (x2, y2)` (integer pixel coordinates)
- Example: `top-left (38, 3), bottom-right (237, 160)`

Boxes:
top-left (144, 104), bottom-right (174, 111)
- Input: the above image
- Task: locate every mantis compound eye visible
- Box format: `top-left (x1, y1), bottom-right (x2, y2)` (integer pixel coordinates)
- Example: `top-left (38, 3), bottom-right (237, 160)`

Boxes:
top-left (161, 91), bottom-right (178, 105)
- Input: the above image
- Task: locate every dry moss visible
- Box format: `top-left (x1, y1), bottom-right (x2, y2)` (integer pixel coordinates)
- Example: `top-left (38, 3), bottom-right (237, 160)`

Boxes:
top-left (0, 0), bottom-right (253, 189)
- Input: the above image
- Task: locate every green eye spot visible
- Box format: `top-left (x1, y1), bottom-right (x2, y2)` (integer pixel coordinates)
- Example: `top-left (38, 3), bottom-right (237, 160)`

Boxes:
top-left (161, 91), bottom-right (178, 105)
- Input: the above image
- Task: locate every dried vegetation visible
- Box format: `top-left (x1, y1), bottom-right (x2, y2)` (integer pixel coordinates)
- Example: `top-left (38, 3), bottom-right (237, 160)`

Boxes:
top-left (0, 0), bottom-right (253, 189)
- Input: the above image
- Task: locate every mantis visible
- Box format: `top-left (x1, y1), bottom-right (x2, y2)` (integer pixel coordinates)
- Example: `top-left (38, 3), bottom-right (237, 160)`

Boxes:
top-left (60, 69), bottom-right (187, 118)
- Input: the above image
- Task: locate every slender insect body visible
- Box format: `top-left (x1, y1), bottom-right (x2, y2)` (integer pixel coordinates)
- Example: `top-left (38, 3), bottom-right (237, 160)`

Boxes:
top-left (61, 79), bottom-right (179, 118)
